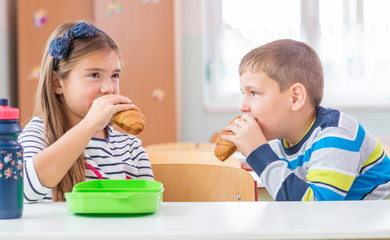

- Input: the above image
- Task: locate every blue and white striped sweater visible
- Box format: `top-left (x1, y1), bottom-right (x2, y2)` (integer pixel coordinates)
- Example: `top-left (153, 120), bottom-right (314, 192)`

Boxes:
top-left (18, 117), bottom-right (154, 203)
top-left (247, 106), bottom-right (390, 201)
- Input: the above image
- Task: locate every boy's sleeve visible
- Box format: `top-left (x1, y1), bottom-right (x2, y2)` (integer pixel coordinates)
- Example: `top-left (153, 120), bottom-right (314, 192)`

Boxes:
top-left (247, 144), bottom-right (315, 201)
top-left (247, 125), bottom-right (369, 201)
top-left (17, 121), bottom-right (53, 203)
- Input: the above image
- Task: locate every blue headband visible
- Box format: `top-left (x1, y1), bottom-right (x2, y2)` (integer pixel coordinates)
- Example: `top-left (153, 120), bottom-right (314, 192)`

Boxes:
top-left (49, 22), bottom-right (104, 70)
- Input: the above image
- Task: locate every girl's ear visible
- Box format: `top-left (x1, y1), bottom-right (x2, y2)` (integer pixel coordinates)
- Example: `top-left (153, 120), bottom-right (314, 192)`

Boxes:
top-left (289, 83), bottom-right (307, 111)
top-left (52, 71), bottom-right (63, 95)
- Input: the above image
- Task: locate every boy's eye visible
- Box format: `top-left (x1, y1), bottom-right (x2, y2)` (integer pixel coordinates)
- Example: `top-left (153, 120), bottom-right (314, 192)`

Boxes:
top-left (89, 73), bottom-right (100, 78)
top-left (251, 91), bottom-right (258, 96)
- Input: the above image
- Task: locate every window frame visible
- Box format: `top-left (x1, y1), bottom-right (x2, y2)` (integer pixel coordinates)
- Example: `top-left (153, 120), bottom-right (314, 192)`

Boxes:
top-left (203, 0), bottom-right (390, 112)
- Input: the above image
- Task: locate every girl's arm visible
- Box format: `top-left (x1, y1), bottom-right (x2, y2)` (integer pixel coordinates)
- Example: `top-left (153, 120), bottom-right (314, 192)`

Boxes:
top-left (32, 119), bottom-right (96, 187)
top-left (19, 118), bottom-right (51, 202)
top-left (32, 95), bottom-right (133, 188)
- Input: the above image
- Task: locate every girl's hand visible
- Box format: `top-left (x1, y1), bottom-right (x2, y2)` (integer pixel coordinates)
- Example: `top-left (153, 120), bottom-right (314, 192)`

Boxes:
top-left (222, 114), bottom-right (267, 157)
top-left (82, 94), bottom-right (134, 133)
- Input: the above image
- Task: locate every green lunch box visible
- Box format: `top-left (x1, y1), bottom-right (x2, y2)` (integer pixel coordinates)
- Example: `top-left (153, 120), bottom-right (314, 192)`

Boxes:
top-left (65, 179), bottom-right (164, 214)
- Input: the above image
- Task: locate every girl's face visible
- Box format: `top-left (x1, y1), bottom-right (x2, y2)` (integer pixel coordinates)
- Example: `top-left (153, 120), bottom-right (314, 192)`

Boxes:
top-left (58, 49), bottom-right (121, 125)
top-left (239, 71), bottom-right (291, 141)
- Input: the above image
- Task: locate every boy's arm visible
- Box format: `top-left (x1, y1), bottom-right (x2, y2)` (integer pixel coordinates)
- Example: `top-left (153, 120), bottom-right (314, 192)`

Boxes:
top-left (247, 144), bottom-right (317, 200)
top-left (247, 125), bottom-right (374, 201)
top-left (223, 113), bottom-right (365, 201)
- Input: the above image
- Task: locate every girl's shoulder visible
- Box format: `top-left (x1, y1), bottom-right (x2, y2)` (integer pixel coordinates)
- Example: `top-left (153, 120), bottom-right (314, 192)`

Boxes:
top-left (18, 117), bottom-right (46, 142)
top-left (22, 117), bottom-right (44, 131)
top-left (106, 125), bottom-right (141, 143)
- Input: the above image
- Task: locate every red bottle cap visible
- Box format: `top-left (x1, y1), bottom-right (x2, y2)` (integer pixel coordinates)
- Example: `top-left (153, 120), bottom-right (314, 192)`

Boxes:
top-left (0, 99), bottom-right (19, 120)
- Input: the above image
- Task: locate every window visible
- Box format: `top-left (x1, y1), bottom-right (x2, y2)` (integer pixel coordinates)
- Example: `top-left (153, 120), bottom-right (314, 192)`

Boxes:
top-left (204, 0), bottom-right (390, 112)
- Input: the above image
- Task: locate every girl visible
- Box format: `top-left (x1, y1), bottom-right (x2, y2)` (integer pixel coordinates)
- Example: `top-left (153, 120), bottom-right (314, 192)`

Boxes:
top-left (18, 21), bottom-right (153, 202)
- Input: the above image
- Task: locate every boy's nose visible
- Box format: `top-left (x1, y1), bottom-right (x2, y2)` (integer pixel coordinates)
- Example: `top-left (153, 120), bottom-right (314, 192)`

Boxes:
top-left (239, 102), bottom-right (250, 112)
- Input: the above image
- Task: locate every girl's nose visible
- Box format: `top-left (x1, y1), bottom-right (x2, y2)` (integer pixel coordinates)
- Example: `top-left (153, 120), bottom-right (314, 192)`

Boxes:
top-left (100, 78), bottom-right (114, 94)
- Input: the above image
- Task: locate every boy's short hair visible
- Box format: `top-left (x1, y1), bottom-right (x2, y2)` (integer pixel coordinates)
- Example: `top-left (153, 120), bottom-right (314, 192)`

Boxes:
top-left (239, 39), bottom-right (324, 107)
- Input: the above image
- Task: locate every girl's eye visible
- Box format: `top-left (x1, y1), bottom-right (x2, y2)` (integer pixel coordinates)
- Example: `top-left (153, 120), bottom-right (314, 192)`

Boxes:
top-left (89, 73), bottom-right (100, 78)
top-left (251, 91), bottom-right (258, 96)
top-left (112, 73), bottom-right (120, 79)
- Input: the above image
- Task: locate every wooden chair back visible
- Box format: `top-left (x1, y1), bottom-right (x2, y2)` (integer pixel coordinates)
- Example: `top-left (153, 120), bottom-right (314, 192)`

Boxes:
top-left (152, 163), bottom-right (256, 202)
top-left (148, 150), bottom-right (241, 168)
top-left (145, 142), bottom-right (216, 152)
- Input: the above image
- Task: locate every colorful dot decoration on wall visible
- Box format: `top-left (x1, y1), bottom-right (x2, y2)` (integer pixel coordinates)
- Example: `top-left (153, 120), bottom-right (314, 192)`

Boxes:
top-left (33, 8), bottom-right (47, 28)
top-left (27, 65), bottom-right (41, 83)
top-left (151, 88), bottom-right (165, 102)
top-left (142, 0), bottom-right (161, 4)
top-left (105, 0), bottom-right (122, 16)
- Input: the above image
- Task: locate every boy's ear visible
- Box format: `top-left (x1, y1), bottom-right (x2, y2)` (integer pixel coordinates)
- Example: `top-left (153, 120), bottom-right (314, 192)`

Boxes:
top-left (52, 71), bottom-right (63, 95)
top-left (289, 83), bottom-right (307, 111)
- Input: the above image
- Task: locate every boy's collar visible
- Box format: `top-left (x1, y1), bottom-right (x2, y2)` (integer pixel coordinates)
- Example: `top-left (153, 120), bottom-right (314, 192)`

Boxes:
top-left (283, 115), bottom-right (317, 148)
top-left (281, 106), bottom-right (323, 154)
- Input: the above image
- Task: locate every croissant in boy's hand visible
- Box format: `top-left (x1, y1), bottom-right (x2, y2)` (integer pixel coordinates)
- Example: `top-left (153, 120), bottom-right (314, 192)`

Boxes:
top-left (214, 116), bottom-right (240, 161)
top-left (111, 107), bottom-right (146, 135)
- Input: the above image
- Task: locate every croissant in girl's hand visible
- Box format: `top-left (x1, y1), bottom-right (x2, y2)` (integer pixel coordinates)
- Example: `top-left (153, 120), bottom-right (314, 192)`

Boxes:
top-left (111, 107), bottom-right (145, 135)
top-left (214, 116), bottom-right (240, 161)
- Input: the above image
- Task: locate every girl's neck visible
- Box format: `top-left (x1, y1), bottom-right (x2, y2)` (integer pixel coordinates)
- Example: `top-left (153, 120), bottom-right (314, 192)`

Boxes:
top-left (93, 128), bottom-right (107, 139)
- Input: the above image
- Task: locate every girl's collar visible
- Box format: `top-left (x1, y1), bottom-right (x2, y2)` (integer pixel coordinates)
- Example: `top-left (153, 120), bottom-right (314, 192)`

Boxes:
top-left (91, 126), bottom-right (111, 142)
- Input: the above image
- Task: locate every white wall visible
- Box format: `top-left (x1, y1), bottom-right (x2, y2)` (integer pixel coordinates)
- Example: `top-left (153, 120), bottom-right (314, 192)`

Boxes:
top-left (181, 0), bottom-right (239, 142)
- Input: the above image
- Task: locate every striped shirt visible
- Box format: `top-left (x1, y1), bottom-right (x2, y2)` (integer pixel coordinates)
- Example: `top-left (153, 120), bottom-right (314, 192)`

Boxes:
top-left (247, 106), bottom-right (390, 201)
top-left (18, 117), bottom-right (153, 203)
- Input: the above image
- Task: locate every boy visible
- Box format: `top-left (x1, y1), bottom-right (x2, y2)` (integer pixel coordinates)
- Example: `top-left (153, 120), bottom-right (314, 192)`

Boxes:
top-left (222, 39), bottom-right (390, 201)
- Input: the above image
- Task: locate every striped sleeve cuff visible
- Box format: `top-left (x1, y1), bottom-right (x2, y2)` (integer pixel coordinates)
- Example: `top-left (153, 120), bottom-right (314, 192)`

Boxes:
top-left (246, 143), bottom-right (280, 176)
top-left (24, 159), bottom-right (53, 202)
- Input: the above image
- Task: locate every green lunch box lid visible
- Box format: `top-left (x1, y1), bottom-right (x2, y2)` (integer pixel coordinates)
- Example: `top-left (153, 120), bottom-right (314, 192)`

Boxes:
top-left (72, 179), bottom-right (163, 193)
top-left (65, 179), bottom-right (164, 214)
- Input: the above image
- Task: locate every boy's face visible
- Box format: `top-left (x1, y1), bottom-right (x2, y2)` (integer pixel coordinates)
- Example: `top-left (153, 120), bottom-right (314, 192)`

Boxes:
top-left (239, 71), bottom-right (291, 141)
top-left (59, 49), bottom-right (121, 126)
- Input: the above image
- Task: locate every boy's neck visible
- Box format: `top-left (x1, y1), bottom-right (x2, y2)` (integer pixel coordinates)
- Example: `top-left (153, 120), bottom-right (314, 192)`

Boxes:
top-left (284, 106), bottom-right (317, 147)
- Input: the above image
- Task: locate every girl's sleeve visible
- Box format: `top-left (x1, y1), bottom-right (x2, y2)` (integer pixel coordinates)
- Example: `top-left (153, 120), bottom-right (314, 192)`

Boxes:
top-left (247, 126), bottom-right (369, 201)
top-left (130, 138), bottom-right (154, 180)
top-left (17, 120), bottom-right (53, 203)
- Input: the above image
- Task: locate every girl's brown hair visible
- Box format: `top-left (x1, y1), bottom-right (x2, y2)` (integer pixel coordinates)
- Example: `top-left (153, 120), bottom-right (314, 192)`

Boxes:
top-left (239, 39), bottom-right (324, 107)
top-left (35, 21), bottom-right (119, 201)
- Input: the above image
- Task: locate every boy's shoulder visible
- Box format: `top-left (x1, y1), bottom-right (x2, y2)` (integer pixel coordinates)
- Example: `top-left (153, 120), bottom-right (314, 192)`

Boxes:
top-left (313, 106), bottom-right (369, 143)
top-left (270, 106), bottom-right (370, 154)
top-left (316, 106), bottom-right (342, 128)
top-left (316, 106), bottom-right (358, 131)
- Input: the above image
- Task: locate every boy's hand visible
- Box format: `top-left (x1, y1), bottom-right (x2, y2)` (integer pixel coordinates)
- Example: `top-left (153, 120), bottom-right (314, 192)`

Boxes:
top-left (222, 114), bottom-right (267, 157)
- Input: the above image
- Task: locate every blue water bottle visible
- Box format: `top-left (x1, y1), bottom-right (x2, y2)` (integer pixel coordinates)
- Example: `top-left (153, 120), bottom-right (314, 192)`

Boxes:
top-left (0, 98), bottom-right (23, 219)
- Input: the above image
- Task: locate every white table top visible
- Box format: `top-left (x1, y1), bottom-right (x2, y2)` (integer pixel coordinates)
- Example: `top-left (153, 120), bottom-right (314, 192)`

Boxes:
top-left (1, 201), bottom-right (390, 240)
